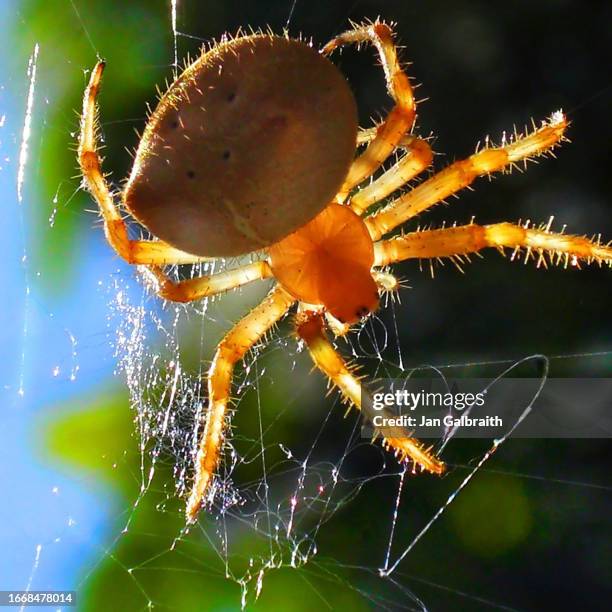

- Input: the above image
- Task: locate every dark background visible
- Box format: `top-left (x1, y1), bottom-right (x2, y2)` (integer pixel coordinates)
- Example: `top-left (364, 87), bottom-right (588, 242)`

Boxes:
top-left (15, 0), bottom-right (612, 610)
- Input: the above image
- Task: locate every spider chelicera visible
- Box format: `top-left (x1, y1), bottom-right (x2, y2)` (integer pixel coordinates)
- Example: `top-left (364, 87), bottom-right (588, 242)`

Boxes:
top-left (78, 21), bottom-right (612, 522)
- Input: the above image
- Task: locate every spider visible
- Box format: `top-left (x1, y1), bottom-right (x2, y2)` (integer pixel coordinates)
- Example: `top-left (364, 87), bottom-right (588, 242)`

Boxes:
top-left (78, 21), bottom-right (612, 523)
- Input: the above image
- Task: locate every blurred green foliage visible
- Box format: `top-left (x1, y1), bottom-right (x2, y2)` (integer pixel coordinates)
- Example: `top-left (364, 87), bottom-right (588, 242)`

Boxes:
top-left (38, 381), bottom-right (373, 610)
top-left (449, 474), bottom-right (532, 557)
top-left (16, 0), bottom-right (170, 293)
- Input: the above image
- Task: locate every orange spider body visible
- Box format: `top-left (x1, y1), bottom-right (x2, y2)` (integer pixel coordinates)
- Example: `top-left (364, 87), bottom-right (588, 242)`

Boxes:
top-left (78, 22), bottom-right (611, 523)
top-left (269, 203), bottom-right (378, 323)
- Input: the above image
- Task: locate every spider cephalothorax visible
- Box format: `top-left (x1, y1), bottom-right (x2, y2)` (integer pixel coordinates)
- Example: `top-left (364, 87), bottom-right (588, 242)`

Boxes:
top-left (78, 22), bottom-right (612, 523)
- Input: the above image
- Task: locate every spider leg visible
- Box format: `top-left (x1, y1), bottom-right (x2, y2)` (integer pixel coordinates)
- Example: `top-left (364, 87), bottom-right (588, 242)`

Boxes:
top-left (373, 270), bottom-right (400, 292)
top-left (366, 112), bottom-right (569, 240)
top-left (186, 285), bottom-right (295, 522)
top-left (356, 126), bottom-right (384, 145)
top-left (296, 310), bottom-right (444, 475)
top-left (323, 21), bottom-right (417, 200)
top-left (356, 125), bottom-right (418, 147)
top-left (374, 221), bottom-right (612, 269)
top-left (145, 260), bottom-right (273, 303)
top-left (79, 61), bottom-right (210, 266)
top-left (350, 136), bottom-right (433, 215)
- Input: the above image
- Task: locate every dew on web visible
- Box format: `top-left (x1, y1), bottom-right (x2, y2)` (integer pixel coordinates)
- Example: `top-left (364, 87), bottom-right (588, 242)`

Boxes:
top-left (106, 254), bottom-right (555, 606)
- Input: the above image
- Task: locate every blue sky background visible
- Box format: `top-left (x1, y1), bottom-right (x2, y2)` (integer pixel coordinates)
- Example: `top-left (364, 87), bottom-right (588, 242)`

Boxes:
top-left (0, 0), bottom-right (133, 593)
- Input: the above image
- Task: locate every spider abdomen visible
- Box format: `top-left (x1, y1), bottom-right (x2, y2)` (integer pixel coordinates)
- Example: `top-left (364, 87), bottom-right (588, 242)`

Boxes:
top-left (269, 203), bottom-right (379, 323)
top-left (123, 34), bottom-right (358, 257)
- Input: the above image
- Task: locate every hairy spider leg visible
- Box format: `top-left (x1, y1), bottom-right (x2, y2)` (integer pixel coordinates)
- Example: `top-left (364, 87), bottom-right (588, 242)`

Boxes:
top-left (366, 112), bottom-right (569, 240)
top-left (295, 311), bottom-right (445, 475)
top-left (350, 136), bottom-right (433, 214)
top-left (375, 221), bottom-right (612, 269)
top-left (373, 270), bottom-right (401, 292)
top-left (186, 285), bottom-right (295, 522)
top-left (78, 62), bottom-right (209, 264)
top-left (323, 22), bottom-right (417, 200)
top-left (79, 61), bottom-right (270, 294)
top-left (146, 261), bottom-right (273, 302)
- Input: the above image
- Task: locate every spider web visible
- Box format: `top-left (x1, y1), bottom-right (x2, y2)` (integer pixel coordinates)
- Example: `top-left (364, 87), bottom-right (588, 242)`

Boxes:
top-left (4, 1), bottom-right (612, 610)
